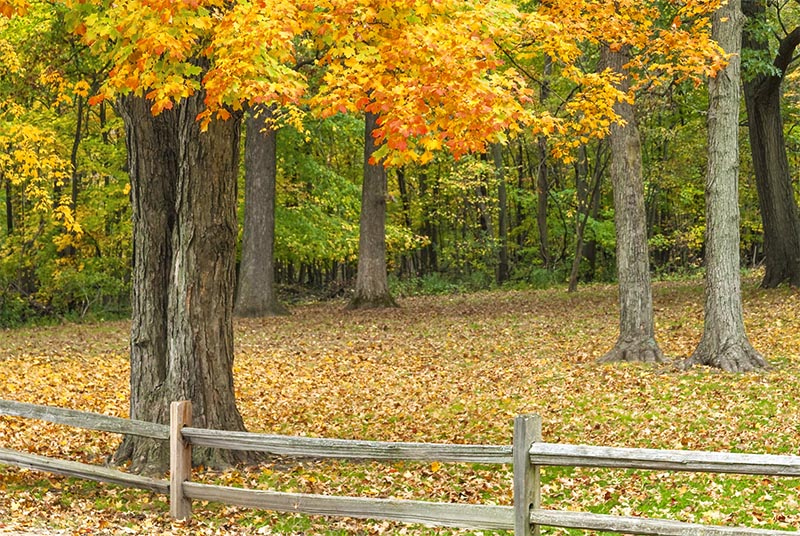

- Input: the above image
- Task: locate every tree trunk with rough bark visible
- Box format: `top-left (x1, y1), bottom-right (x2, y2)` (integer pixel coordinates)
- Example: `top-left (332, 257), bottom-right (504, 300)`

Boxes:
top-left (235, 105), bottom-right (289, 316)
top-left (169, 93), bottom-right (250, 466)
top-left (113, 95), bottom-right (178, 474)
top-left (348, 112), bottom-right (397, 309)
top-left (598, 47), bottom-right (664, 364)
top-left (114, 93), bottom-right (252, 474)
top-left (742, 1), bottom-right (800, 288)
top-left (686, 0), bottom-right (768, 372)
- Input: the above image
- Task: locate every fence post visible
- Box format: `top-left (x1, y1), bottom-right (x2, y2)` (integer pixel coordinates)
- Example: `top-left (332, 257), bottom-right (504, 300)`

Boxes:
top-left (513, 414), bottom-right (542, 536)
top-left (170, 400), bottom-right (193, 520)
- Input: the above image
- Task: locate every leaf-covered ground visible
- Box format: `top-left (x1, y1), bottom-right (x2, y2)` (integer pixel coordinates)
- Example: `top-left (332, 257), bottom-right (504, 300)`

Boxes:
top-left (1, 279), bottom-right (799, 534)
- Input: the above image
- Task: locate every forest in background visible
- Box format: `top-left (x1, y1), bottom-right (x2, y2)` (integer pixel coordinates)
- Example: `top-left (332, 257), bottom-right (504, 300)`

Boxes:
top-left (0, 0), bottom-right (798, 327)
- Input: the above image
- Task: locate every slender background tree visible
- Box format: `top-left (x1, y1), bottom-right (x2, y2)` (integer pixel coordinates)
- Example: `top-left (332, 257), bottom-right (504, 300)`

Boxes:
top-left (686, 0), bottom-right (769, 372)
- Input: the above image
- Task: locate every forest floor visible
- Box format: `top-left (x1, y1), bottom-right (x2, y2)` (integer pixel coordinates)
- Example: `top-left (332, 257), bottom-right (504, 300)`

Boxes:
top-left (1, 277), bottom-right (799, 534)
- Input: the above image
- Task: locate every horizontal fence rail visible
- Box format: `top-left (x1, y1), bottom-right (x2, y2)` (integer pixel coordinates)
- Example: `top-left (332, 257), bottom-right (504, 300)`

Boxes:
top-left (182, 426), bottom-right (513, 463)
top-left (1, 397), bottom-right (799, 535)
top-left (529, 442), bottom-right (800, 476)
top-left (0, 399), bottom-right (169, 440)
top-left (184, 482), bottom-right (515, 530)
top-left (527, 510), bottom-right (796, 536)
top-left (0, 446), bottom-right (168, 494)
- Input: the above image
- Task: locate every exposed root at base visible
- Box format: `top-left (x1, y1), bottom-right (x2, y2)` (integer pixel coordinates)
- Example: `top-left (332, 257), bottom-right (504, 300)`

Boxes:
top-left (598, 337), bottom-right (665, 364)
top-left (683, 339), bottom-right (769, 373)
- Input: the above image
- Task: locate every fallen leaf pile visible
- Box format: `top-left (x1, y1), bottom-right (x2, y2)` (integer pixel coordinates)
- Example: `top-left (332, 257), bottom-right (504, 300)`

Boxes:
top-left (1, 279), bottom-right (799, 534)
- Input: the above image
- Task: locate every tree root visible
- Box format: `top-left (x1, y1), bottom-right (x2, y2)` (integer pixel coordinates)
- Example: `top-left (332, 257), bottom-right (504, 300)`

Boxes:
top-left (683, 338), bottom-right (769, 373)
top-left (598, 336), bottom-right (665, 364)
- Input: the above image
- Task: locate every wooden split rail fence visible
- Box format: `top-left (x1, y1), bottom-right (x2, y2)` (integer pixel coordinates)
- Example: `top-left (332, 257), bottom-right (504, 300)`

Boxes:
top-left (1, 398), bottom-right (799, 535)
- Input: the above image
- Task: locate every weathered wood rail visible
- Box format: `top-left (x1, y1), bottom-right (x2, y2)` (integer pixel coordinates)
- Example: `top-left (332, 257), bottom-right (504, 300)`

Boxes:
top-left (1, 397), bottom-right (798, 535)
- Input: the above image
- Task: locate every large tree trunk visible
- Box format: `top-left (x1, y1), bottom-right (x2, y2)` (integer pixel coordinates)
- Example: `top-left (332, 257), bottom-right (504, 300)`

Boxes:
top-left (235, 105), bottom-right (289, 316)
top-left (598, 47), bottom-right (664, 364)
top-left (113, 95), bottom-right (178, 474)
top-left (114, 93), bottom-right (251, 474)
top-left (686, 0), bottom-right (768, 372)
top-left (348, 112), bottom-right (397, 309)
top-left (169, 92), bottom-right (250, 466)
top-left (742, 1), bottom-right (800, 288)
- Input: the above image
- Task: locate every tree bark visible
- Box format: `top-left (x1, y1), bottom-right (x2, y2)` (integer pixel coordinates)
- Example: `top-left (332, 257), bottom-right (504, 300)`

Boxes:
top-left (113, 95), bottom-right (179, 474)
top-left (235, 105), bottom-right (289, 316)
top-left (70, 95), bottom-right (84, 213)
top-left (347, 112), bottom-right (397, 309)
top-left (169, 92), bottom-right (250, 466)
top-left (537, 57), bottom-right (552, 268)
top-left (114, 93), bottom-right (251, 474)
top-left (742, 1), bottom-right (800, 288)
top-left (492, 143), bottom-right (510, 284)
top-left (598, 47), bottom-right (664, 364)
top-left (686, 0), bottom-right (768, 372)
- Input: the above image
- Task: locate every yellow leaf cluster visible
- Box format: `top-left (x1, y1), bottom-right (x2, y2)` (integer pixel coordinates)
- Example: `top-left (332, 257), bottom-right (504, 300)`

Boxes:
top-left (0, 122), bottom-right (70, 214)
top-left (514, 0), bottom-right (723, 161)
top-left (0, 0), bottom-right (27, 17)
top-left (310, 0), bottom-right (533, 164)
top-left (68, 0), bottom-right (725, 163)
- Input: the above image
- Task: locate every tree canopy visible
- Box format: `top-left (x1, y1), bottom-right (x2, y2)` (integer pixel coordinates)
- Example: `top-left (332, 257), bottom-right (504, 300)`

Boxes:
top-left (0, 0), bottom-right (796, 347)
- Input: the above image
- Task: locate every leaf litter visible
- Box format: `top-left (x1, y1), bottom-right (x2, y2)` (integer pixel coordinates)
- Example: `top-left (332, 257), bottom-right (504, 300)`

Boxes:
top-left (0, 280), bottom-right (799, 534)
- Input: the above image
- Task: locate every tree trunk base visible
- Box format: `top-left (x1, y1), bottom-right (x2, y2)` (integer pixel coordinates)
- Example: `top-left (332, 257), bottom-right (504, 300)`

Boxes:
top-left (761, 268), bottom-right (800, 289)
top-left (235, 301), bottom-right (290, 318)
top-left (113, 437), bottom-right (261, 476)
top-left (598, 337), bottom-right (665, 364)
top-left (683, 339), bottom-right (768, 373)
top-left (112, 436), bottom-right (169, 477)
top-left (346, 293), bottom-right (398, 310)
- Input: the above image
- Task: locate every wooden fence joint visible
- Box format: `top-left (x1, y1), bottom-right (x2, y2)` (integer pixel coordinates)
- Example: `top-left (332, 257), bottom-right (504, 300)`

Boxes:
top-left (513, 414), bottom-right (542, 536)
top-left (170, 400), bottom-right (193, 520)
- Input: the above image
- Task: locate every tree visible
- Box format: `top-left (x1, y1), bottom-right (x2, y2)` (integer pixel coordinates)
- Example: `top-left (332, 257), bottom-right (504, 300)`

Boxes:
top-left (113, 93), bottom-right (251, 473)
top-left (311, 0), bottom-right (531, 165)
top-left (348, 111), bottom-right (397, 309)
top-left (520, 0), bottom-right (723, 363)
top-left (685, 0), bottom-right (768, 372)
top-left (310, 0), bottom-right (532, 306)
top-left (235, 105), bottom-right (289, 317)
top-left (492, 143), bottom-right (510, 284)
top-left (168, 91), bottom-right (249, 465)
top-left (76, 0), bottom-right (305, 472)
top-left (742, 0), bottom-right (800, 288)
top-left (113, 95), bottom-right (177, 473)
top-left (598, 47), bottom-right (663, 364)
